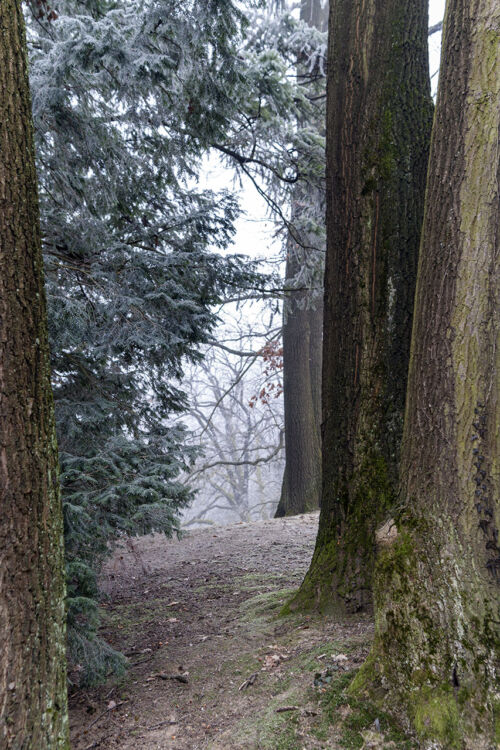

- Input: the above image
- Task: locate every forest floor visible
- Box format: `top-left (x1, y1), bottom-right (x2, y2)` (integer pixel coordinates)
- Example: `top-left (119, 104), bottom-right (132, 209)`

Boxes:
top-left (69, 513), bottom-right (415, 750)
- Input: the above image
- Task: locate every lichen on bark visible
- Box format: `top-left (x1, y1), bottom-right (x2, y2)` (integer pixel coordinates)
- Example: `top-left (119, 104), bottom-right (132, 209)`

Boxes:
top-left (352, 1), bottom-right (500, 746)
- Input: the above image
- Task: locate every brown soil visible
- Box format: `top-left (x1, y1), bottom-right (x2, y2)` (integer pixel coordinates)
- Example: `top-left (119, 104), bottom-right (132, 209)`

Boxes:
top-left (69, 513), bottom-right (404, 750)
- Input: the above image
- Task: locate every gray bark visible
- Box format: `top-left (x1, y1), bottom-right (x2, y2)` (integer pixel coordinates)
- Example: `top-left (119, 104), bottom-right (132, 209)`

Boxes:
top-left (354, 1), bottom-right (500, 745)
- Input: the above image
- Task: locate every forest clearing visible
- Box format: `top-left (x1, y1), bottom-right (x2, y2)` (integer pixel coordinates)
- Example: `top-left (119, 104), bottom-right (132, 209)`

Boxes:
top-left (69, 513), bottom-right (384, 750)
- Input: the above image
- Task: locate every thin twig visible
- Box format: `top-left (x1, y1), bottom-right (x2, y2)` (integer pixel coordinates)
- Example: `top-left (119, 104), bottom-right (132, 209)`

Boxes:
top-left (187, 430), bottom-right (284, 480)
top-left (86, 700), bottom-right (127, 730)
top-left (145, 719), bottom-right (178, 731)
top-left (155, 673), bottom-right (189, 684)
top-left (428, 20), bottom-right (443, 35)
top-left (238, 673), bottom-right (258, 690)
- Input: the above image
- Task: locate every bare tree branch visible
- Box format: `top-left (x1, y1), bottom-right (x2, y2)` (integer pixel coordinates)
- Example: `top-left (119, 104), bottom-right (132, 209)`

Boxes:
top-left (429, 21), bottom-right (443, 36)
top-left (213, 143), bottom-right (299, 184)
top-left (188, 430), bottom-right (284, 479)
top-left (206, 340), bottom-right (268, 358)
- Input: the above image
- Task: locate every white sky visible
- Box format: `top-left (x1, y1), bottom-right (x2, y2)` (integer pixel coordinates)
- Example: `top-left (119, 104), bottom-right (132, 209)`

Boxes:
top-left (429, 0), bottom-right (446, 92)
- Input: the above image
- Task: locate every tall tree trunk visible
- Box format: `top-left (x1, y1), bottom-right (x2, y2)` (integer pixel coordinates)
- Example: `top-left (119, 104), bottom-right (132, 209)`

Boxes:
top-left (276, 0), bottom-right (327, 518)
top-left (276, 232), bottom-right (324, 517)
top-left (352, 1), bottom-right (500, 745)
top-left (0, 3), bottom-right (69, 748)
top-left (289, 0), bottom-right (433, 611)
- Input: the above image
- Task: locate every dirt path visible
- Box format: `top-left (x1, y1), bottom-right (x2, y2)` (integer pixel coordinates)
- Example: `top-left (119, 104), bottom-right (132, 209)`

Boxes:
top-left (69, 514), bottom-right (410, 750)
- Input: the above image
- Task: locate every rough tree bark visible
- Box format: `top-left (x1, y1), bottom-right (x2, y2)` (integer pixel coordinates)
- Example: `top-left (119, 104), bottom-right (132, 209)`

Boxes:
top-left (275, 0), bottom-right (327, 518)
top-left (288, 0), bottom-right (433, 611)
top-left (0, 2), bottom-right (70, 748)
top-left (352, 1), bottom-right (500, 746)
top-left (275, 228), bottom-right (324, 518)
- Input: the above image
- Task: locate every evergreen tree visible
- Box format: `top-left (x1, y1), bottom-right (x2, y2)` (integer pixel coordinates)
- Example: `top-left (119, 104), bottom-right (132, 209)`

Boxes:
top-left (353, 0), bottom-right (500, 744)
top-left (28, 0), bottom-right (260, 684)
top-left (25, 0), bottom-right (327, 684)
top-left (0, 1), bottom-right (69, 745)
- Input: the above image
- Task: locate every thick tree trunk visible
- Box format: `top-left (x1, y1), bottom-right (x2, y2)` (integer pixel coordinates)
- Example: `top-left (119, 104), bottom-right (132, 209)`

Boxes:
top-left (289, 0), bottom-right (433, 612)
top-left (0, 3), bottom-right (69, 748)
top-left (276, 0), bottom-right (327, 519)
top-left (352, 1), bottom-right (500, 746)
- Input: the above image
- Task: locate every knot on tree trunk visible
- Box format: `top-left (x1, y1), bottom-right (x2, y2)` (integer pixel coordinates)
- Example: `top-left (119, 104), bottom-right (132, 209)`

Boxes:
top-left (375, 519), bottom-right (398, 548)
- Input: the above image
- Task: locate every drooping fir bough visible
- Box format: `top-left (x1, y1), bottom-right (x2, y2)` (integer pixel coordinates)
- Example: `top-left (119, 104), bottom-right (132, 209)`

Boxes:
top-left (352, 0), bottom-right (500, 746)
top-left (289, 0), bottom-right (433, 613)
top-left (0, 1), bottom-right (69, 746)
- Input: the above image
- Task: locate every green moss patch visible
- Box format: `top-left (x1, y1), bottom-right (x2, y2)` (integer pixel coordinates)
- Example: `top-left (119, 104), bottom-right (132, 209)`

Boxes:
top-left (298, 642), bottom-right (347, 673)
top-left (318, 670), bottom-right (416, 749)
top-left (240, 588), bottom-right (297, 622)
top-left (413, 687), bottom-right (461, 748)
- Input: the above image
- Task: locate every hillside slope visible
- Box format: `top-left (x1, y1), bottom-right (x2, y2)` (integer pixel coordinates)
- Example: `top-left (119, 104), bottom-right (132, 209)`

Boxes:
top-left (69, 513), bottom-right (411, 749)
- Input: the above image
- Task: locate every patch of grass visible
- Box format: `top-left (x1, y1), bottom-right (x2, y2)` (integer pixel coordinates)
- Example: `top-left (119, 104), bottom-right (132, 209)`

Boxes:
top-left (224, 651), bottom-right (261, 678)
top-left (309, 721), bottom-right (328, 742)
top-left (241, 695), bottom-right (304, 750)
top-left (271, 673), bottom-right (292, 695)
top-left (192, 582), bottom-right (232, 594)
top-left (240, 588), bottom-right (297, 622)
top-left (101, 598), bottom-right (180, 634)
top-left (193, 573), bottom-right (292, 597)
top-left (315, 670), bottom-right (416, 749)
top-left (268, 716), bottom-right (302, 750)
top-left (193, 573), bottom-right (294, 597)
top-left (320, 672), bottom-right (352, 719)
top-left (298, 641), bottom-right (346, 672)
top-left (187, 635), bottom-right (261, 685)
top-left (238, 572), bottom-right (288, 584)
top-left (339, 726), bottom-right (364, 749)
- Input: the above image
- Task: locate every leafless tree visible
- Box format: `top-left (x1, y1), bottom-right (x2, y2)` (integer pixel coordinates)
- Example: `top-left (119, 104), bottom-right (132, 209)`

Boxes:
top-left (181, 312), bottom-right (284, 526)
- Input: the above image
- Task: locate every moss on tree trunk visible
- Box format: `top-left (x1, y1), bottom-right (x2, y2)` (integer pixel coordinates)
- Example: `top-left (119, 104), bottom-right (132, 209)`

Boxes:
top-left (351, 0), bottom-right (500, 746)
top-left (289, 0), bottom-right (433, 613)
top-left (0, 2), bottom-right (69, 747)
